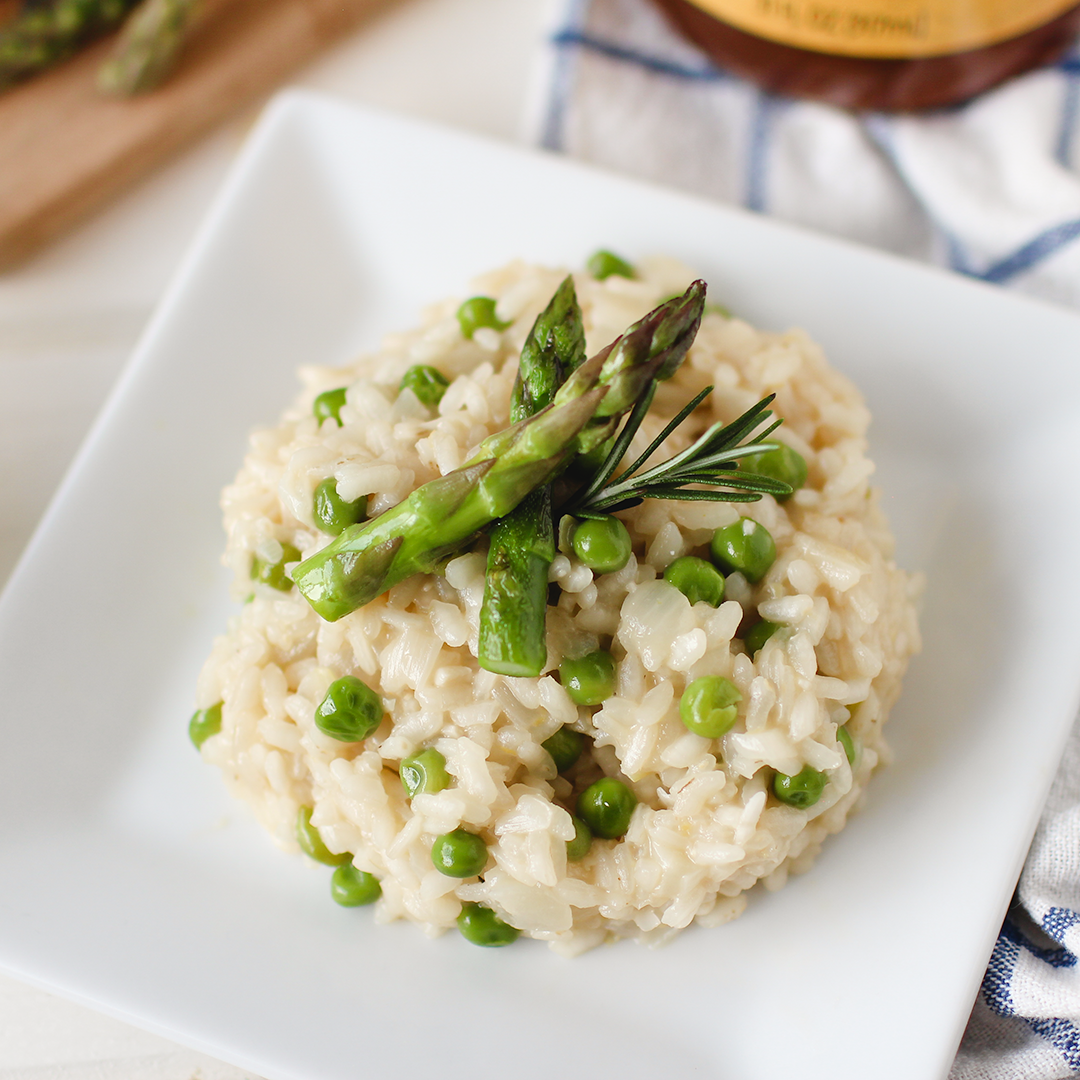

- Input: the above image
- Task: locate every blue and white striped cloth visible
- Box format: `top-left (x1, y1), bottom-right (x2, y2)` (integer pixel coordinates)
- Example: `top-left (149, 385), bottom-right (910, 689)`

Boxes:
top-left (538, 4), bottom-right (1080, 1075)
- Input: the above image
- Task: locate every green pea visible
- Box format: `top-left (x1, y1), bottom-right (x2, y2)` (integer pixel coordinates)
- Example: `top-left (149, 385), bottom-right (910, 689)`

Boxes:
top-left (250, 542), bottom-right (301, 592)
top-left (457, 902), bottom-right (520, 947)
top-left (772, 766), bottom-right (828, 809)
top-left (314, 676), bottom-right (384, 742)
top-left (330, 865), bottom-right (381, 907)
top-left (188, 702), bottom-right (222, 749)
top-left (837, 725), bottom-right (856, 764)
top-left (313, 478), bottom-right (367, 536)
top-left (577, 777), bottom-right (637, 839)
top-left (679, 676), bottom-right (742, 738)
top-left (566, 815), bottom-right (592, 861)
top-left (663, 556), bottom-right (725, 606)
top-left (709, 517), bottom-right (776, 583)
top-left (745, 619), bottom-right (781, 656)
top-left (296, 806), bottom-right (350, 866)
top-left (587, 249), bottom-right (635, 280)
top-left (431, 828), bottom-right (488, 878)
top-left (400, 747), bottom-right (450, 798)
top-left (559, 650), bottom-right (616, 707)
top-left (571, 516), bottom-right (632, 573)
top-left (457, 296), bottom-right (509, 339)
top-left (313, 387), bottom-right (348, 426)
top-left (399, 364), bottom-right (450, 408)
top-left (739, 444), bottom-right (807, 500)
top-left (541, 726), bottom-right (584, 772)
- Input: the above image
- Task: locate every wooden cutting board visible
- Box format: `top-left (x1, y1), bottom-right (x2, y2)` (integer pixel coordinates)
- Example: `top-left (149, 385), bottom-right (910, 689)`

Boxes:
top-left (0, 0), bottom-right (396, 269)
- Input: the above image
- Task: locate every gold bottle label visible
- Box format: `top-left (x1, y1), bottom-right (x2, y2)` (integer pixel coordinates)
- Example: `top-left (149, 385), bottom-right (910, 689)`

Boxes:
top-left (685, 0), bottom-right (1078, 57)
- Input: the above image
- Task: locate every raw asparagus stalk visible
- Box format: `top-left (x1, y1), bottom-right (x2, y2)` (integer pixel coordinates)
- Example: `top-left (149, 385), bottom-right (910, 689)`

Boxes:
top-left (292, 280), bottom-right (706, 622)
top-left (478, 276), bottom-right (586, 677)
top-left (97, 0), bottom-right (197, 95)
top-left (0, 0), bottom-right (136, 90)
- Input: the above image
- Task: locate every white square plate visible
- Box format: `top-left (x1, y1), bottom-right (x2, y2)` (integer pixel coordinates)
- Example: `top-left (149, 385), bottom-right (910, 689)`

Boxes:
top-left (4, 90), bottom-right (1080, 1080)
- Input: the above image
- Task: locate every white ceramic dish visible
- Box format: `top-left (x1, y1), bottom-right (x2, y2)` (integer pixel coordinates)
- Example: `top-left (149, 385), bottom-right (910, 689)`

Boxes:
top-left (3, 90), bottom-right (1080, 1080)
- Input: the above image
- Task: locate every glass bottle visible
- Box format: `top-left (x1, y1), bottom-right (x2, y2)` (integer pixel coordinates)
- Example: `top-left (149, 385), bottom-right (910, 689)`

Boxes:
top-left (651, 0), bottom-right (1080, 110)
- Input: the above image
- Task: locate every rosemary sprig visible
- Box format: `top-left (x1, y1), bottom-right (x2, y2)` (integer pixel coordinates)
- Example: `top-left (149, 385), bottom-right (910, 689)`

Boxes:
top-left (567, 389), bottom-right (792, 516)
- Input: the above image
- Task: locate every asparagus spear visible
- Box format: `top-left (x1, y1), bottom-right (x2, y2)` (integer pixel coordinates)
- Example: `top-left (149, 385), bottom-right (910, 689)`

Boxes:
top-left (478, 276), bottom-right (586, 677)
top-left (292, 280), bottom-right (706, 622)
top-left (507, 275), bottom-right (587, 419)
top-left (0, 0), bottom-right (136, 90)
top-left (97, 0), bottom-right (197, 96)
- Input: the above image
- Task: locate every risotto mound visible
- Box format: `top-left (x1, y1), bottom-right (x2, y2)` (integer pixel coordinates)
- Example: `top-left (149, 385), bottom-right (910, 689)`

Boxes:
top-left (193, 256), bottom-right (920, 955)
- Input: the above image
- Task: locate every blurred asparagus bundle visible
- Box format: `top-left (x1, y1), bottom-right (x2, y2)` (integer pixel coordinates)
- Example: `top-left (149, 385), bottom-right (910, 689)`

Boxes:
top-left (0, 0), bottom-right (198, 94)
top-left (98, 0), bottom-right (196, 94)
top-left (0, 0), bottom-right (137, 89)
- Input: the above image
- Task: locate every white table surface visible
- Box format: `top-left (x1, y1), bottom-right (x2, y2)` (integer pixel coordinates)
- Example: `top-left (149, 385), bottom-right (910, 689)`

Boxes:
top-left (0, 0), bottom-right (553, 1074)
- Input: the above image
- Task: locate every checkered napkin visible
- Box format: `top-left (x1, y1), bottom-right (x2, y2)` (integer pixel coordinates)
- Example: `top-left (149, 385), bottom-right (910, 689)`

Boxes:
top-left (537, 3), bottom-right (1080, 1075)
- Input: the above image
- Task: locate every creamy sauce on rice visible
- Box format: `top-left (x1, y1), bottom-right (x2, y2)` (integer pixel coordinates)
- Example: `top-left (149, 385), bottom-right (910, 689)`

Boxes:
top-left (194, 257), bottom-right (920, 955)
